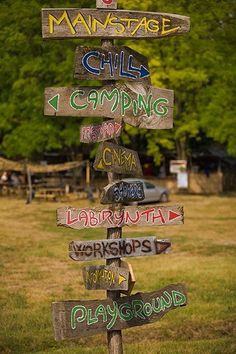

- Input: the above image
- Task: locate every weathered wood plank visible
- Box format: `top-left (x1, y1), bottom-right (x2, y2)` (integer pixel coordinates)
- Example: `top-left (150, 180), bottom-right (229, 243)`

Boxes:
top-left (69, 237), bottom-right (171, 261)
top-left (57, 204), bottom-right (184, 230)
top-left (80, 120), bottom-right (122, 143)
top-left (42, 9), bottom-right (190, 39)
top-left (120, 261), bottom-right (136, 296)
top-left (74, 46), bottom-right (150, 81)
top-left (52, 283), bottom-right (187, 340)
top-left (44, 83), bottom-right (174, 130)
top-left (100, 180), bottom-right (145, 204)
top-left (82, 265), bottom-right (129, 291)
top-left (93, 142), bottom-right (143, 177)
top-left (96, 0), bottom-right (117, 9)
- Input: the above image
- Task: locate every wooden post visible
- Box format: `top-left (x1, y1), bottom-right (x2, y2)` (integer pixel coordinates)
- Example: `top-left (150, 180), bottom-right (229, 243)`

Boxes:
top-left (86, 160), bottom-right (90, 186)
top-left (100, 30), bottom-right (124, 353)
top-left (26, 166), bottom-right (33, 204)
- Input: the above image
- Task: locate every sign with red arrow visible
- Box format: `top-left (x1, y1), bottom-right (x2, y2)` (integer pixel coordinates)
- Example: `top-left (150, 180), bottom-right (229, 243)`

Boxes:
top-left (57, 205), bottom-right (184, 230)
top-left (74, 46), bottom-right (150, 81)
top-left (44, 83), bottom-right (174, 130)
top-left (82, 265), bottom-right (130, 291)
top-left (80, 120), bottom-right (122, 143)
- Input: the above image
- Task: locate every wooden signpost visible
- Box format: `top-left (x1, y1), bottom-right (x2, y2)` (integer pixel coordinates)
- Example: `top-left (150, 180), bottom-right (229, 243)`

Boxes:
top-left (80, 121), bottom-right (122, 143)
top-left (100, 180), bottom-right (145, 204)
top-left (41, 9), bottom-right (190, 40)
top-left (42, 0), bottom-right (190, 352)
top-left (93, 142), bottom-right (143, 176)
top-left (57, 204), bottom-right (183, 229)
top-left (74, 46), bottom-right (150, 81)
top-left (44, 83), bottom-right (174, 130)
top-left (52, 283), bottom-right (187, 340)
top-left (69, 237), bottom-right (171, 261)
top-left (82, 265), bottom-right (129, 291)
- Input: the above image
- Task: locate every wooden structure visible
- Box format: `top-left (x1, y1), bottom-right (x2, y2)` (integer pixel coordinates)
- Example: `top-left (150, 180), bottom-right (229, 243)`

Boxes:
top-left (74, 46), bottom-right (150, 81)
top-left (42, 1), bottom-right (190, 353)
top-left (52, 283), bottom-right (187, 340)
top-left (80, 121), bottom-right (122, 143)
top-left (100, 180), bottom-right (145, 204)
top-left (93, 142), bottom-right (143, 176)
top-left (69, 237), bottom-right (171, 261)
top-left (41, 9), bottom-right (190, 39)
top-left (57, 204), bottom-right (184, 229)
top-left (44, 83), bottom-right (174, 130)
top-left (82, 265), bottom-right (130, 291)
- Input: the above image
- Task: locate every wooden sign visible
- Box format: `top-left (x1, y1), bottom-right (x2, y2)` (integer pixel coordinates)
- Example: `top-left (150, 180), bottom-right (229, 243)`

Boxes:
top-left (120, 261), bottom-right (136, 295)
top-left (69, 237), bottom-right (171, 261)
top-left (93, 142), bottom-right (143, 176)
top-left (74, 46), bottom-right (150, 81)
top-left (100, 180), bottom-right (145, 204)
top-left (42, 9), bottom-right (190, 40)
top-left (82, 265), bottom-right (129, 291)
top-left (96, 0), bottom-right (117, 9)
top-left (44, 83), bottom-right (173, 130)
top-left (57, 204), bottom-right (184, 230)
top-left (52, 283), bottom-right (187, 340)
top-left (80, 120), bottom-right (122, 143)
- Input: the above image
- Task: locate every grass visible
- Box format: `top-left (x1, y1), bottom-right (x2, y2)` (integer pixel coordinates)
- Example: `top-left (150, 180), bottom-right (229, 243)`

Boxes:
top-left (0, 194), bottom-right (235, 353)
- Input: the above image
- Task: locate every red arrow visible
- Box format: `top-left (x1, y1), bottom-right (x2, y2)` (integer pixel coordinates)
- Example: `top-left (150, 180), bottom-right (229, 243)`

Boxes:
top-left (168, 210), bottom-right (180, 221)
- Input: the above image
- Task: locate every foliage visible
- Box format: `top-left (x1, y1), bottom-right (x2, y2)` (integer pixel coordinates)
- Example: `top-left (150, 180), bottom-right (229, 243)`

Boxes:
top-left (0, 0), bottom-right (235, 161)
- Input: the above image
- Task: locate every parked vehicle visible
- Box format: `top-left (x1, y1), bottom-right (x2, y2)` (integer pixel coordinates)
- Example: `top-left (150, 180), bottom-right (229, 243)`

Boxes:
top-left (122, 178), bottom-right (169, 204)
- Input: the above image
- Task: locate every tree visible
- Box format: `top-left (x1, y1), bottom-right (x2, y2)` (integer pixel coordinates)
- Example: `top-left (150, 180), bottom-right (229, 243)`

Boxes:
top-left (0, 0), bottom-right (235, 163)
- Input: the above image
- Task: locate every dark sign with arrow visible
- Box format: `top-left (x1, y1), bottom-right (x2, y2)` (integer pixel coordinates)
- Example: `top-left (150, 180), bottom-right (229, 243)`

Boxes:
top-left (93, 142), bottom-right (143, 176)
top-left (74, 46), bottom-right (150, 81)
top-left (100, 180), bottom-right (145, 204)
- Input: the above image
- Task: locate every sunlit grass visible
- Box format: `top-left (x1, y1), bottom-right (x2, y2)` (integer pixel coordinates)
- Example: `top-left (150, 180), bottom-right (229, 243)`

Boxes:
top-left (0, 195), bottom-right (235, 353)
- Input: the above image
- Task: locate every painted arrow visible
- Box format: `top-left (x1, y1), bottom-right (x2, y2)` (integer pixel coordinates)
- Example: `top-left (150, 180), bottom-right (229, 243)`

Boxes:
top-left (48, 94), bottom-right (59, 111)
top-left (168, 210), bottom-right (181, 221)
top-left (118, 274), bottom-right (127, 285)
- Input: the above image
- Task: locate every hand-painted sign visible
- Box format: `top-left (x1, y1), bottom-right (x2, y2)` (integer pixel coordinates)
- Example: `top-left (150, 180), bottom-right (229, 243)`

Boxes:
top-left (120, 261), bottom-right (136, 295)
top-left (69, 237), bottom-right (171, 261)
top-left (96, 0), bottom-right (117, 9)
top-left (42, 9), bottom-right (190, 40)
top-left (57, 205), bottom-right (184, 230)
top-left (44, 83), bottom-right (173, 130)
top-left (80, 120), bottom-right (122, 143)
top-left (82, 265), bottom-right (129, 291)
top-left (93, 142), bottom-right (143, 176)
top-left (74, 46), bottom-right (150, 81)
top-left (52, 283), bottom-right (187, 340)
top-left (100, 180), bottom-right (145, 204)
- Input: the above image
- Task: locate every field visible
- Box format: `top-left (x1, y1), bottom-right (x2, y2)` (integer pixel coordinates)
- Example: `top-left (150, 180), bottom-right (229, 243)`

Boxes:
top-left (0, 194), bottom-right (235, 354)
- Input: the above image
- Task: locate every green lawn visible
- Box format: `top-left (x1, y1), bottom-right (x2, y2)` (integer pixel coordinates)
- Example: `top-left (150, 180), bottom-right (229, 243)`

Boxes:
top-left (0, 194), bottom-right (235, 353)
